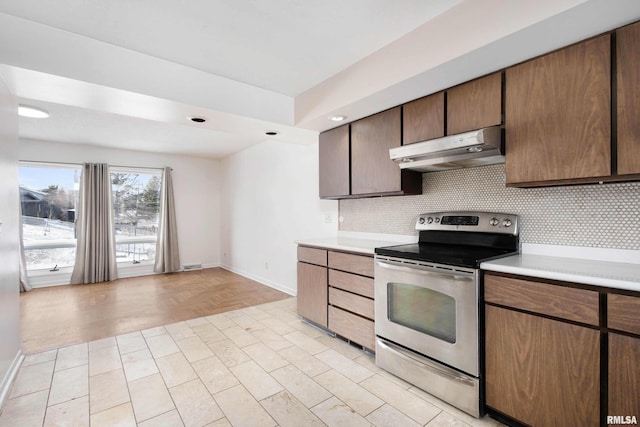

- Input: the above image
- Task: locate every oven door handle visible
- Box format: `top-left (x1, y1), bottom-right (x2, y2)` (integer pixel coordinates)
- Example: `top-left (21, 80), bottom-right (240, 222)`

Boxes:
top-left (377, 339), bottom-right (476, 386)
top-left (376, 258), bottom-right (474, 279)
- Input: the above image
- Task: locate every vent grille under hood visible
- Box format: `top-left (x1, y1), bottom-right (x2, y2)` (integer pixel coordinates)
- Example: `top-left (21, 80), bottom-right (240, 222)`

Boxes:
top-left (389, 125), bottom-right (504, 173)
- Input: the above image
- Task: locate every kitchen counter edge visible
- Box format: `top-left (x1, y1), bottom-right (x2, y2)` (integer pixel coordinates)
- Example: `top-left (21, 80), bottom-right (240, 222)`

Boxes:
top-left (295, 236), bottom-right (413, 256)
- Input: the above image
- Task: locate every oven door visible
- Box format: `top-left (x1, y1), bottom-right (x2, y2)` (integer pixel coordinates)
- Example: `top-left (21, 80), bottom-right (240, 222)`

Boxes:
top-left (375, 256), bottom-right (479, 376)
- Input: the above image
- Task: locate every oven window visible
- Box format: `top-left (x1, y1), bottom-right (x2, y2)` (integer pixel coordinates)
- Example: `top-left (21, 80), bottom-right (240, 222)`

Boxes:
top-left (387, 282), bottom-right (456, 343)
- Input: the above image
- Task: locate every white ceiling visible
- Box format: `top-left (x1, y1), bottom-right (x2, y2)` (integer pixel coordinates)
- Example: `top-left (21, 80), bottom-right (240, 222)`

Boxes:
top-left (1, 0), bottom-right (640, 159)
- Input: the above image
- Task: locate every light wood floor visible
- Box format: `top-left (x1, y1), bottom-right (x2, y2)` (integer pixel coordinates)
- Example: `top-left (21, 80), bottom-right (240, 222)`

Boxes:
top-left (20, 268), bottom-right (291, 354)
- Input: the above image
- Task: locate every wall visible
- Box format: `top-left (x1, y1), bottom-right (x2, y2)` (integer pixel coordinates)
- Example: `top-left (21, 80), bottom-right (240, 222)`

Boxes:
top-left (339, 164), bottom-right (640, 250)
top-left (0, 77), bottom-right (22, 405)
top-left (220, 139), bottom-right (338, 295)
top-left (18, 139), bottom-right (222, 273)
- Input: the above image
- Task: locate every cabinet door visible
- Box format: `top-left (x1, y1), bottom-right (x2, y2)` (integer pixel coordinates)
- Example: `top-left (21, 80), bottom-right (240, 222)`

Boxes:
top-left (617, 21), bottom-right (640, 175)
top-left (447, 72), bottom-right (502, 135)
top-left (505, 35), bottom-right (611, 185)
top-left (609, 333), bottom-right (640, 419)
top-left (297, 262), bottom-right (327, 327)
top-left (485, 305), bottom-right (600, 427)
top-left (319, 125), bottom-right (350, 198)
top-left (403, 92), bottom-right (445, 145)
top-left (351, 107), bottom-right (405, 196)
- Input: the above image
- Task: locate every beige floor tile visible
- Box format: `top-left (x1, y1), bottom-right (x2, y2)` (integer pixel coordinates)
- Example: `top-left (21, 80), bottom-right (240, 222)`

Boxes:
top-left (185, 316), bottom-right (210, 327)
top-left (238, 305), bottom-right (271, 320)
top-left (88, 337), bottom-right (117, 352)
top-left (170, 379), bottom-right (224, 427)
top-left (146, 333), bottom-right (180, 359)
top-left (156, 352), bottom-right (198, 388)
top-left (426, 411), bottom-right (474, 427)
top-left (259, 316), bottom-right (296, 335)
top-left (360, 374), bottom-right (441, 425)
top-left (44, 394), bottom-right (89, 427)
top-left (316, 349), bottom-right (375, 383)
top-left (243, 342), bottom-right (289, 372)
top-left (141, 325), bottom-right (167, 338)
top-left (214, 384), bottom-right (276, 427)
top-left (89, 345), bottom-right (122, 377)
top-left (205, 313), bottom-right (236, 330)
top-left (90, 402), bottom-right (136, 427)
top-left (23, 349), bottom-right (57, 367)
top-left (277, 345), bottom-right (331, 377)
top-left (208, 339), bottom-right (250, 368)
top-left (222, 325), bottom-right (260, 347)
top-left (89, 368), bottom-right (130, 415)
top-left (316, 335), bottom-right (367, 359)
top-left (192, 356), bottom-right (239, 395)
top-left (176, 336), bottom-right (214, 362)
top-left (261, 390), bottom-right (325, 427)
top-left (191, 323), bottom-right (226, 345)
top-left (353, 354), bottom-right (413, 389)
top-left (116, 331), bottom-right (147, 355)
top-left (314, 370), bottom-right (384, 416)
top-left (249, 326), bottom-right (294, 351)
top-left (165, 321), bottom-right (196, 341)
top-left (311, 396), bottom-right (372, 427)
top-left (203, 418), bottom-right (232, 427)
top-left (9, 360), bottom-right (54, 399)
top-left (230, 360), bottom-right (283, 400)
top-left (0, 389), bottom-right (48, 427)
top-left (270, 365), bottom-right (332, 408)
top-left (121, 348), bottom-right (158, 381)
top-left (366, 403), bottom-right (423, 427)
top-left (128, 373), bottom-right (175, 422)
top-left (138, 409), bottom-right (185, 427)
top-left (55, 343), bottom-right (88, 372)
top-left (229, 314), bottom-right (257, 329)
top-left (48, 364), bottom-right (89, 406)
top-left (283, 330), bottom-right (328, 355)
top-left (297, 321), bottom-right (329, 339)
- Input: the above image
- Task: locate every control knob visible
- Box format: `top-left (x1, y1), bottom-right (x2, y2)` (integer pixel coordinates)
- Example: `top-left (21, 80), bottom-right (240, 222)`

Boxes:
top-left (503, 218), bottom-right (512, 228)
top-left (418, 217), bottom-right (425, 224)
top-left (489, 217), bottom-right (499, 226)
top-left (426, 217), bottom-right (434, 224)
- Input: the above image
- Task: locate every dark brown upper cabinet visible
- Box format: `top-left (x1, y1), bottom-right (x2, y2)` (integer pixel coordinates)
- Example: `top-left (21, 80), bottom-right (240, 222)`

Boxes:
top-left (505, 34), bottom-right (611, 186)
top-left (319, 125), bottom-right (350, 199)
top-left (351, 107), bottom-right (421, 197)
top-left (617, 21), bottom-right (640, 176)
top-left (402, 91), bottom-right (445, 145)
top-left (447, 72), bottom-right (502, 135)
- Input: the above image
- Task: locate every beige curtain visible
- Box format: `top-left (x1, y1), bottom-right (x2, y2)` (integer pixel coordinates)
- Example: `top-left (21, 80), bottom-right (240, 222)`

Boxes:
top-left (70, 163), bottom-right (118, 284)
top-left (154, 167), bottom-right (181, 273)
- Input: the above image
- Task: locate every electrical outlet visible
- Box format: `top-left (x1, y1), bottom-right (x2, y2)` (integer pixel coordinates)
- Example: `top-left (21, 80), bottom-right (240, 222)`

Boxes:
top-left (324, 214), bottom-right (332, 224)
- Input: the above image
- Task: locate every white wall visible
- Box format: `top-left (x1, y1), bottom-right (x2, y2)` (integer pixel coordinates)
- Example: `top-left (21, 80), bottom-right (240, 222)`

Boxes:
top-left (0, 77), bottom-right (22, 405)
top-left (220, 139), bottom-right (338, 295)
top-left (19, 139), bottom-right (222, 272)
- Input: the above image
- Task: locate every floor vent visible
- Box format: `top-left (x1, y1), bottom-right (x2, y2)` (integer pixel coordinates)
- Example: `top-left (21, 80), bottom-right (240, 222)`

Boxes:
top-left (183, 263), bottom-right (203, 271)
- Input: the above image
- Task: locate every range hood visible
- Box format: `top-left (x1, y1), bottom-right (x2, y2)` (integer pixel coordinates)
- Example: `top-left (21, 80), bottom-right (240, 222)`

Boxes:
top-left (389, 125), bottom-right (504, 173)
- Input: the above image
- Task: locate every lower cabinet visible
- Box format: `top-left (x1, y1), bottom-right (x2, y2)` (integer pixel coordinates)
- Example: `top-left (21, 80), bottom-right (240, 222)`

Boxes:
top-left (296, 261), bottom-right (327, 327)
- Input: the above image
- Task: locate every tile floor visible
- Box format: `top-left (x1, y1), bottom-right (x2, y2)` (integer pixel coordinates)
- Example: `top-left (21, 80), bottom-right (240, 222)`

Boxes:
top-left (0, 297), bottom-right (504, 427)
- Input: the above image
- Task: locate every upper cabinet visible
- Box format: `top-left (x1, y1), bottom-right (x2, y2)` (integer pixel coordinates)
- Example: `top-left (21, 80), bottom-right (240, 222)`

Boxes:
top-left (402, 91), bottom-right (445, 145)
top-left (505, 35), bottom-right (611, 186)
top-left (617, 21), bottom-right (640, 176)
top-left (447, 72), bottom-right (503, 135)
top-left (319, 125), bottom-right (350, 199)
top-left (351, 107), bottom-right (421, 196)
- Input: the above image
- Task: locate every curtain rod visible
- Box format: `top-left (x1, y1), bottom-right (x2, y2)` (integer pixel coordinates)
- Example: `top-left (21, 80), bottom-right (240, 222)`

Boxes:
top-left (19, 160), bottom-right (171, 171)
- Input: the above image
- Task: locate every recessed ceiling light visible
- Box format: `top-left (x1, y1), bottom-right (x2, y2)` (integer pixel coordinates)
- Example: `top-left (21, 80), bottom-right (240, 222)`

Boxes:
top-left (330, 115), bottom-right (347, 122)
top-left (265, 130), bottom-right (279, 136)
top-left (18, 105), bottom-right (49, 118)
top-left (189, 116), bottom-right (206, 123)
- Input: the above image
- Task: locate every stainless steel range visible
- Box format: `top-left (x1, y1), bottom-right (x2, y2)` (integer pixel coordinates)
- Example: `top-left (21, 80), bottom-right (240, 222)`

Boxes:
top-left (374, 211), bottom-right (519, 418)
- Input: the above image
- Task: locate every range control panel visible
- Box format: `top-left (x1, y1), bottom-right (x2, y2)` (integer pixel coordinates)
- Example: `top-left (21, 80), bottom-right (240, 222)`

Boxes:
top-left (416, 211), bottom-right (518, 235)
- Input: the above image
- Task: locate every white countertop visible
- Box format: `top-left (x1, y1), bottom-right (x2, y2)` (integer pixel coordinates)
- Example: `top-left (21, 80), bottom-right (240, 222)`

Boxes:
top-left (481, 253), bottom-right (640, 292)
top-left (295, 231), bottom-right (416, 255)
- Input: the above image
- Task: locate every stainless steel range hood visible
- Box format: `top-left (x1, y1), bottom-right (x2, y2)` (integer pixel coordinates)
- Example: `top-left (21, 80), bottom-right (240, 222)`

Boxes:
top-left (389, 125), bottom-right (504, 173)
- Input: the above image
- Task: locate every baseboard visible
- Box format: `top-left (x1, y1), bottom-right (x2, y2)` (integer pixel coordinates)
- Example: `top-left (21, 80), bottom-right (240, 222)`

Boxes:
top-left (0, 350), bottom-right (24, 410)
top-left (220, 264), bottom-right (296, 296)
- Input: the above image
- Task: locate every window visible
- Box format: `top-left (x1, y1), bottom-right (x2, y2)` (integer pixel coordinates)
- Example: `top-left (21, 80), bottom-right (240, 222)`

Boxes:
top-left (19, 163), bottom-right (82, 271)
top-left (110, 168), bottom-right (162, 264)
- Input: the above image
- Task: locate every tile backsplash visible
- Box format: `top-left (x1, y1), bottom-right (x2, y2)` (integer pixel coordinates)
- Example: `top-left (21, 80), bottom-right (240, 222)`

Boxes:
top-left (339, 164), bottom-right (640, 250)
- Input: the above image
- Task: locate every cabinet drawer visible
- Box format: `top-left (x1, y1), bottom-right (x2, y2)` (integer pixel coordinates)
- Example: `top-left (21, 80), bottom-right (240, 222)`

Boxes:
top-left (329, 287), bottom-right (374, 320)
top-left (297, 246), bottom-right (327, 266)
top-left (328, 251), bottom-right (374, 277)
top-left (328, 269), bottom-right (374, 298)
top-left (485, 274), bottom-right (599, 326)
top-left (328, 306), bottom-right (375, 350)
top-left (608, 294), bottom-right (640, 335)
